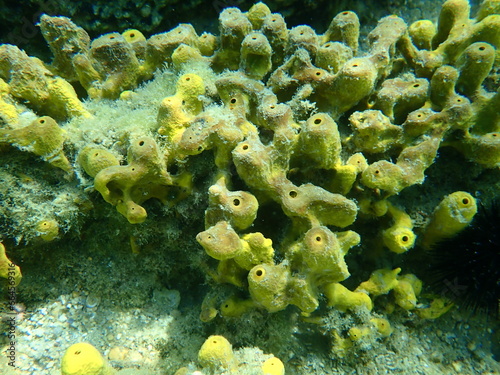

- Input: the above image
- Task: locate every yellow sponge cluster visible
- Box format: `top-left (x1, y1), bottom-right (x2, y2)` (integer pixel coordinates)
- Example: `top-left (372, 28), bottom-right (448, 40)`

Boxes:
top-left (3, 0), bottom-right (498, 366)
top-left (196, 335), bottom-right (285, 374)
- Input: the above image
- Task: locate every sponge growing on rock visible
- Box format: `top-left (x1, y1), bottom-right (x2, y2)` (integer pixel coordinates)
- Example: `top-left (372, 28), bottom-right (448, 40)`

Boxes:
top-left (93, 137), bottom-right (173, 223)
top-left (248, 263), bottom-right (319, 313)
top-left (36, 219), bottom-right (60, 242)
top-left (60, 342), bottom-right (114, 375)
top-left (262, 356), bottom-right (285, 375)
top-left (324, 282), bottom-right (373, 312)
top-left (0, 116), bottom-right (73, 174)
top-left (78, 146), bottom-right (120, 178)
top-left (196, 221), bottom-right (243, 261)
top-left (205, 177), bottom-right (259, 230)
top-left (198, 335), bottom-right (235, 371)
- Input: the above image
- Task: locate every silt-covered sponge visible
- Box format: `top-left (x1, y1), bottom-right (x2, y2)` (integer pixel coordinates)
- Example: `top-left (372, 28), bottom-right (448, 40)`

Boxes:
top-left (0, 116), bottom-right (73, 174)
top-left (94, 137), bottom-right (173, 223)
top-left (248, 263), bottom-right (319, 313)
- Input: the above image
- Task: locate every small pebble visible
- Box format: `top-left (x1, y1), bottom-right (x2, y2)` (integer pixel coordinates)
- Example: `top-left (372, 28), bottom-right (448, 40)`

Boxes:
top-left (108, 346), bottom-right (129, 361)
top-left (86, 294), bottom-right (101, 308)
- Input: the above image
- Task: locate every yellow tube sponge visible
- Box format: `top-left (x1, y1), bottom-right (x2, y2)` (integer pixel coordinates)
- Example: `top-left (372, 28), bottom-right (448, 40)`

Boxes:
top-left (432, 0), bottom-right (471, 48)
top-left (61, 342), bottom-right (114, 375)
top-left (179, 114), bottom-right (247, 169)
top-left (0, 243), bottom-right (21, 287)
top-left (39, 14), bottom-right (91, 82)
top-left (205, 177), bottom-right (259, 230)
top-left (48, 77), bottom-right (93, 119)
top-left (87, 33), bottom-right (142, 99)
top-left (324, 57), bottom-right (378, 116)
top-left (322, 11), bottom-right (360, 54)
top-left (328, 153), bottom-right (367, 195)
top-left (215, 259), bottom-right (247, 287)
top-left (198, 335), bottom-right (235, 371)
top-left (421, 191), bottom-right (477, 249)
top-left (355, 268), bottom-right (401, 296)
top-left (198, 223), bottom-right (274, 270)
top-left (323, 283), bottom-right (373, 311)
top-left (198, 32), bottom-right (218, 56)
top-left (196, 221), bottom-right (243, 261)
top-left (301, 226), bottom-right (358, 284)
top-left (383, 226), bottom-right (416, 254)
top-left (415, 297), bottom-right (454, 319)
top-left (453, 131), bottom-right (500, 169)
top-left (0, 44), bottom-right (90, 119)
top-left (348, 110), bottom-right (403, 154)
top-left (456, 42), bottom-right (495, 98)
top-left (298, 113), bottom-right (341, 170)
top-left (408, 20), bottom-right (436, 50)
top-left (361, 161), bottom-right (406, 196)
top-left (157, 73), bottom-right (205, 144)
top-left (262, 356), bottom-right (285, 375)
top-left (277, 181), bottom-right (358, 228)
top-left (287, 276), bottom-right (320, 314)
top-left (315, 41), bottom-right (353, 73)
top-left (372, 77), bottom-right (429, 123)
top-left (324, 283), bottom-right (373, 312)
top-left (156, 96), bottom-right (190, 141)
top-left (94, 137), bottom-right (173, 224)
top-left (0, 116), bottom-right (73, 174)
top-left (248, 263), bottom-right (319, 313)
top-left (175, 73), bottom-right (205, 113)
top-left (36, 219), bottom-right (60, 242)
top-left (236, 232), bottom-right (275, 270)
top-left (287, 25), bottom-right (319, 56)
top-left (213, 8), bottom-right (252, 71)
top-left (78, 146), bottom-right (120, 178)
top-left (122, 29), bottom-right (146, 59)
top-left (392, 274), bottom-right (422, 310)
top-left (144, 24), bottom-right (199, 74)
top-left (370, 317), bottom-right (393, 337)
top-left (0, 78), bottom-right (20, 126)
top-left (231, 136), bottom-right (284, 194)
top-left (348, 317), bottom-right (393, 341)
top-left (247, 3), bottom-right (272, 29)
top-left (171, 44), bottom-right (205, 71)
top-left (477, 0), bottom-right (500, 20)
top-left (248, 264), bottom-right (289, 313)
top-left (361, 136), bottom-right (441, 196)
top-left (382, 203), bottom-right (416, 254)
top-left (240, 32), bottom-right (273, 80)
top-left (348, 326), bottom-right (372, 341)
top-left (220, 296), bottom-right (255, 317)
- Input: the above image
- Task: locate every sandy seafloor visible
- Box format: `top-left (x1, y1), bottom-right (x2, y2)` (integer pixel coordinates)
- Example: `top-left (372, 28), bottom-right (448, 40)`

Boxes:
top-left (0, 243), bottom-right (499, 375)
top-left (0, 0), bottom-right (499, 373)
top-left (1, 225), bottom-right (499, 375)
